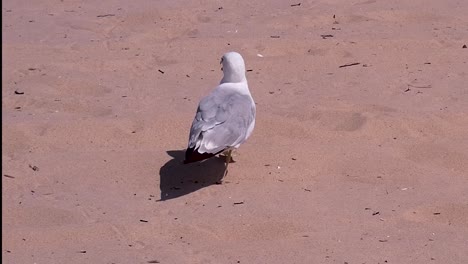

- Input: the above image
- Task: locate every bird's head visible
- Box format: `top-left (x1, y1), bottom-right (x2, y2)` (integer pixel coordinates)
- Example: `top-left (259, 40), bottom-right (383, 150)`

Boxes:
top-left (220, 52), bottom-right (247, 84)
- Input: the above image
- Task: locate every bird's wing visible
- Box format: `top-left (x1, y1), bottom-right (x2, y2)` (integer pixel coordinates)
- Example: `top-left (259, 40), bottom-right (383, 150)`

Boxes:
top-left (187, 85), bottom-right (255, 154)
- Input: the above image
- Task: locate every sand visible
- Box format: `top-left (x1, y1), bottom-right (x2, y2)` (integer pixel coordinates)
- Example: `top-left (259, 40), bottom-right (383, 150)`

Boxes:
top-left (2, 0), bottom-right (468, 263)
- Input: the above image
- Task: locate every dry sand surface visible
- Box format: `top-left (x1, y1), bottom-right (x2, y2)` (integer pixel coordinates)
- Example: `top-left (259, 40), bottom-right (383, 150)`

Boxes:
top-left (3, 0), bottom-right (468, 263)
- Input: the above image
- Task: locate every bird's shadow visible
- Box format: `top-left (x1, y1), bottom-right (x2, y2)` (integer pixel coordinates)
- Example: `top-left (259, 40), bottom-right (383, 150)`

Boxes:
top-left (158, 150), bottom-right (226, 201)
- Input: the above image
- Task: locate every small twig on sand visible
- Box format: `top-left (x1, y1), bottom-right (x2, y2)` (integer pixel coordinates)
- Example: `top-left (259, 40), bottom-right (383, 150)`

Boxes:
top-left (408, 84), bottom-right (432, 89)
top-left (97, 14), bottom-right (115, 18)
top-left (339, 62), bottom-right (360, 68)
top-left (321, 34), bottom-right (333, 39)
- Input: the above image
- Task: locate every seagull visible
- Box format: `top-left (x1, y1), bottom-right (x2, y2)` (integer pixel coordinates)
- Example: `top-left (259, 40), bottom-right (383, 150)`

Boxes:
top-left (184, 52), bottom-right (256, 175)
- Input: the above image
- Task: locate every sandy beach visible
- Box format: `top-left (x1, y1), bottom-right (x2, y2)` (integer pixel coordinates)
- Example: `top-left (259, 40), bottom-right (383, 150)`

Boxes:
top-left (3, 0), bottom-right (468, 263)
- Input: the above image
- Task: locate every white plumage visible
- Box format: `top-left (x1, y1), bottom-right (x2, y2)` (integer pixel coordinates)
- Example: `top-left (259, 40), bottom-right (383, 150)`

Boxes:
top-left (184, 52), bottom-right (256, 166)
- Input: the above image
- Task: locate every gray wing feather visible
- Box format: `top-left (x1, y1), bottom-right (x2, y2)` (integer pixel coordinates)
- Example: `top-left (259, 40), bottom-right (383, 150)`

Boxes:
top-left (188, 88), bottom-right (255, 154)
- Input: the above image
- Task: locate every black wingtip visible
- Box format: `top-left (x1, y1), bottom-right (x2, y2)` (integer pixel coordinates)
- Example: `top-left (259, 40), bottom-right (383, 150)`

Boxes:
top-left (184, 147), bottom-right (224, 164)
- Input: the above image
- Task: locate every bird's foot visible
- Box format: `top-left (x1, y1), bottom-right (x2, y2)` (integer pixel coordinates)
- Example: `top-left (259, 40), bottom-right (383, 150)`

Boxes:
top-left (220, 154), bottom-right (236, 163)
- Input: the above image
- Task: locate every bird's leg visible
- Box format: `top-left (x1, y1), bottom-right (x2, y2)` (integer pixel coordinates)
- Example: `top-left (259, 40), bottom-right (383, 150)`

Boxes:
top-left (228, 150), bottom-right (236, 163)
top-left (221, 149), bottom-right (236, 163)
top-left (226, 149), bottom-right (233, 164)
top-left (224, 149), bottom-right (233, 177)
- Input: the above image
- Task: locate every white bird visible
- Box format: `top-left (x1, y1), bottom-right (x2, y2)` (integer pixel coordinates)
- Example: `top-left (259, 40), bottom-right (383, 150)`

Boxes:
top-left (184, 52), bottom-right (256, 175)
